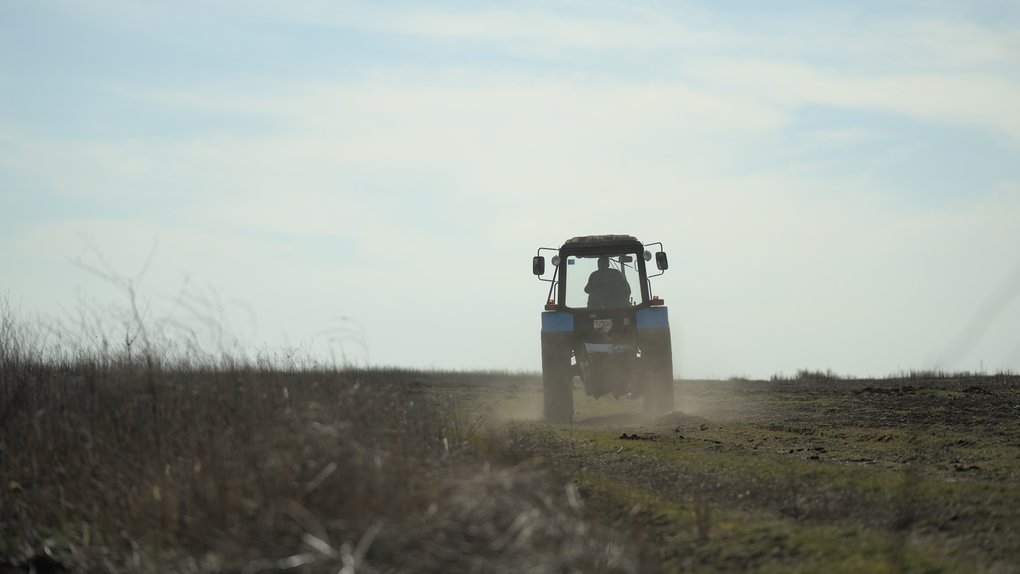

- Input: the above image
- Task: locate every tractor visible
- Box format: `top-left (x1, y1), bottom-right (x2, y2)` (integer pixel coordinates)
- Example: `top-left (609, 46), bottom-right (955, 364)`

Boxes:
top-left (532, 235), bottom-right (674, 423)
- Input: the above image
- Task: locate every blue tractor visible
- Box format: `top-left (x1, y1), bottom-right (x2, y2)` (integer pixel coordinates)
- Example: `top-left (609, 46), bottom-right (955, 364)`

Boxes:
top-left (532, 235), bottom-right (674, 423)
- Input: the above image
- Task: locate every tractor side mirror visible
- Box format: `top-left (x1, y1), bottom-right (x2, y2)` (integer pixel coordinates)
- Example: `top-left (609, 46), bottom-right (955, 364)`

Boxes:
top-left (655, 251), bottom-right (669, 271)
top-left (533, 256), bottom-right (546, 276)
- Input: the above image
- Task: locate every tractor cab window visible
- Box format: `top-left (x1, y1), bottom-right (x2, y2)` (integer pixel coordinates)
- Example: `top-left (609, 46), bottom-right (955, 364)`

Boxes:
top-left (564, 254), bottom-right (642, 309)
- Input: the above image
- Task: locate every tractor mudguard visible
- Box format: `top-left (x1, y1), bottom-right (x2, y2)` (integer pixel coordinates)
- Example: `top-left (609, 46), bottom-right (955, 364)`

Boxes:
top-left (541, 311), bottom-right (574, 333)
top-left (635, 306), bottom-right (669, 330)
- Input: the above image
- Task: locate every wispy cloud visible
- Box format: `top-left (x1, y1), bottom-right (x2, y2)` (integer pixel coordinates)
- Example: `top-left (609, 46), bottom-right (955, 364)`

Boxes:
top-left (4, 0), bottom-right (1020, 375)
top-left (699, 60), bottom-right (1020, 144)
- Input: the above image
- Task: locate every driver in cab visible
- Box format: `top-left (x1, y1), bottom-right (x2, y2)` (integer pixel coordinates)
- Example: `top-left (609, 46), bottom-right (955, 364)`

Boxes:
top-left (585, 256), bottom-right (631, 308)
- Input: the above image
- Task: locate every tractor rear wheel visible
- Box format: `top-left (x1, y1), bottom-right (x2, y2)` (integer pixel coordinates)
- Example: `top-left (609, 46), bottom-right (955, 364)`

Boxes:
top-left (641, 331), bottom-right (675, 416)
top-left (643, 372), bottom-right (674, 415)
top-left (542, 333), bottom-right (574, 423)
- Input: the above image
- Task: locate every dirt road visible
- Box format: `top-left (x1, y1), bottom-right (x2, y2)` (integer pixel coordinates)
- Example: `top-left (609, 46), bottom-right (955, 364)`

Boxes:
top-left (471, 374), bottom-right (1020, 573)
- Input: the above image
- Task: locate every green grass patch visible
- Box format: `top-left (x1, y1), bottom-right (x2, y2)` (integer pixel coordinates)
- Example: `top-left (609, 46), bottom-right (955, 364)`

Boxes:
top-left (573, 470), bottom-right (966, 573)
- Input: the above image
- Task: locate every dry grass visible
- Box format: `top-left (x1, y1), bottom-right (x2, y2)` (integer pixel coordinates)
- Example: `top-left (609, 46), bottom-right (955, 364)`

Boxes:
top-left (0, 305), bottom-right (637, 573)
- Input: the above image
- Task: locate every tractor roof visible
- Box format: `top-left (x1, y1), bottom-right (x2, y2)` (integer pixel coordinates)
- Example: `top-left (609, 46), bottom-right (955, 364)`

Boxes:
top-left (561, 234), bottom-right (642, 254)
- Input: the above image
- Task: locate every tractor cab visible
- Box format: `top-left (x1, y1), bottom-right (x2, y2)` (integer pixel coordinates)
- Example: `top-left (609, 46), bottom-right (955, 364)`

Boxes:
top-left (532, 235), bottom-right (673, 423)
top-left (532, 235), bottom-right (668, 311)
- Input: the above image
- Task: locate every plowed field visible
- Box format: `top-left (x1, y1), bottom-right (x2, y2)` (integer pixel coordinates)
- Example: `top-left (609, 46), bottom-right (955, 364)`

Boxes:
top-left (470, 374), bottom-right (1020, 573)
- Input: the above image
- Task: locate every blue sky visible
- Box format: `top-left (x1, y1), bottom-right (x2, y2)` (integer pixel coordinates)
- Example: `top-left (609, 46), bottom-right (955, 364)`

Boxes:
top-left (3, 0), bottom-right (1020, 377)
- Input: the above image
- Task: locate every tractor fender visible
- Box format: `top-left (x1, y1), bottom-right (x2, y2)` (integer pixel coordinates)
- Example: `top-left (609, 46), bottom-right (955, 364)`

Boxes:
top-left (541, 311), bottom-right (574, 332)
top-left (635, 306), bottom-right (669, 330)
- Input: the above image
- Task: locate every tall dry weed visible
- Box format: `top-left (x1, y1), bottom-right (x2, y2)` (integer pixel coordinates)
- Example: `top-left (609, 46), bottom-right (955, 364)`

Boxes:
top-left (0, 304), bottom-right (637, 573)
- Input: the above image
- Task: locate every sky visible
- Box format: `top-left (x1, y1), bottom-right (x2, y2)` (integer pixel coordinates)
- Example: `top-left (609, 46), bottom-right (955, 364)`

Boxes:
top-left (2, 0), bottom-right (1020, 378)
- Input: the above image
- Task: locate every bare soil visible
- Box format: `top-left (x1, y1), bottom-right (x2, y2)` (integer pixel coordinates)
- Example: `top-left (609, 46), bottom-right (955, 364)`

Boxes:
top-left (471, 374), bottom-right (1020, 573)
